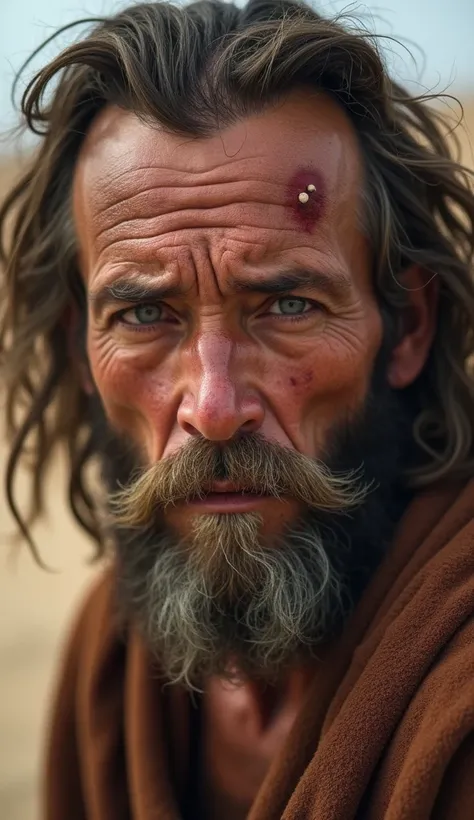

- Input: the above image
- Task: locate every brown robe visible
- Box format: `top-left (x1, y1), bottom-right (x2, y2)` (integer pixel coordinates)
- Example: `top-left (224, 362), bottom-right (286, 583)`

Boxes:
top-left (44, 481), bottom-right (474, 819)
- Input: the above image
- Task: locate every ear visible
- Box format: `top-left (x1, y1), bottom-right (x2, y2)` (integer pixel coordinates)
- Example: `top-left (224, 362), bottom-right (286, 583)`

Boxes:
top-left (387, 266), bottom-right (439, 389)
top-left (62, 303), bottom-right (94, 395)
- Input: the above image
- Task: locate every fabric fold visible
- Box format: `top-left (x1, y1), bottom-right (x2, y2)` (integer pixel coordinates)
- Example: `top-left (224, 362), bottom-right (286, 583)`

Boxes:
top-left (44, 481), bottom-right (474, 820)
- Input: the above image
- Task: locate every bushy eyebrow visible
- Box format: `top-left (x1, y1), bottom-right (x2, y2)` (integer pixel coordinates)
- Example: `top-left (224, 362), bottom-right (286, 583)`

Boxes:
top-left (88, 267), bottom-right (353, 318)
top-left (89, 279), bottom-right (184, 318)
top-left (228, 269), bottom-right (352, 300)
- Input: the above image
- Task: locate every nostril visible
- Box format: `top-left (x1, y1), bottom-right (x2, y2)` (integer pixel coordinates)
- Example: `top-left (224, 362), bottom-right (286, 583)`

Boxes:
top-left (240, 417), bottom-right (261, 434)
top-left (181, 421), bottom-right (201, 437)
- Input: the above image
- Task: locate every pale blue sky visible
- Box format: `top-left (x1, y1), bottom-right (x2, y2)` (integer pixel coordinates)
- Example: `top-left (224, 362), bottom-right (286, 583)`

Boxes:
top-left (1, 0), bottom-right (473, 141)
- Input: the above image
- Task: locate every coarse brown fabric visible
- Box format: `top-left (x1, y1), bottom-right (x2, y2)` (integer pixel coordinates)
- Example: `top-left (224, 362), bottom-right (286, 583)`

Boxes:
top-left (44, 481), bottom-right (474, 819)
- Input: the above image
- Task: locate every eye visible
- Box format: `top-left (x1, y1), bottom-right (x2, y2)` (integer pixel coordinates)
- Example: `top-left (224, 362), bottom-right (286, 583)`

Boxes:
top-left (268, 297), bottom-right (315, 316)
top-left (118, 303), bottom-right (163, 326)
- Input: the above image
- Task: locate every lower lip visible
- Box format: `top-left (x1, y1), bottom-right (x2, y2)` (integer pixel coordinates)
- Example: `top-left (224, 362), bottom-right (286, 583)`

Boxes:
top-left (187, 492), bottom-right (270, 512)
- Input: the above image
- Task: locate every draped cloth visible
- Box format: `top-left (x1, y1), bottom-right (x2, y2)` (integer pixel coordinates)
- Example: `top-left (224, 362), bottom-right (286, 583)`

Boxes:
top-left (44, 481), bottom-right (474, 819)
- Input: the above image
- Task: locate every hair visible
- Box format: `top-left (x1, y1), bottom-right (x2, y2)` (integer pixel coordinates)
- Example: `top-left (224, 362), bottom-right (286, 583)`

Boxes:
top-left (1, 0), bottom-right (474, 560)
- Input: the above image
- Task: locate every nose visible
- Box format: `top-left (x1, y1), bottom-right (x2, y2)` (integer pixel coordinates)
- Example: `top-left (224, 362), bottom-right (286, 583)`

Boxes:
top-left (177, 331), bottom-right (265, 441)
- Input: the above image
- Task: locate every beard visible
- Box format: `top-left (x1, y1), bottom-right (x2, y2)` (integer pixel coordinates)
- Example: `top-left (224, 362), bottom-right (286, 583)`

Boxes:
top-left (97, 354), bottom-right (415, 690)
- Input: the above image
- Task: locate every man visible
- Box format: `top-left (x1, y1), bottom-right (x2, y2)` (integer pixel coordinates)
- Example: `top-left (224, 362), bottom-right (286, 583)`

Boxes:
top-left (1, 0), bottom-right (474, 817)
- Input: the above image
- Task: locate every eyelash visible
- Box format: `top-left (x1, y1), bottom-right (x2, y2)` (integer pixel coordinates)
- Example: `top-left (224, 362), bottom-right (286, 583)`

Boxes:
top-left (113, 304), bottom-right (175, 331)
top-left (267, 298), bottom-right (323, 324)
top-left (111, 296), bottom-right (323, 330)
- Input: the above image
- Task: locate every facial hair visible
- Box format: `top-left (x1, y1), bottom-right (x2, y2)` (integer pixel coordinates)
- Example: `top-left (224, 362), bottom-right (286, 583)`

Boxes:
top-left (99, 361), bottom-right (414, 690)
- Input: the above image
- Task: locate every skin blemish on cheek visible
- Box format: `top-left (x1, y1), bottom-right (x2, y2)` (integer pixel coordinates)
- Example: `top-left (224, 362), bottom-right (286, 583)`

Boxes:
top-left (285, 168), bottom-right (326, 233)
top-left (289, 370), bottom-right (314, 389)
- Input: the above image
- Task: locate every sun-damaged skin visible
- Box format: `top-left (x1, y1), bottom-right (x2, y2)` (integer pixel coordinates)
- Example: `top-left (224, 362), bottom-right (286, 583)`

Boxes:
top-left (285, 168), bottom-right (326, 232)
top-left (73, 89), bottom-right (434, 541)
top-left (72, 90), bottom-right (438, 819)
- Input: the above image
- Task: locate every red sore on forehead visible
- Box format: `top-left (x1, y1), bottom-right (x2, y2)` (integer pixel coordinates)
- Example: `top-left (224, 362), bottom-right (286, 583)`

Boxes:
top-left (285, 168), bottom-right (326, 233)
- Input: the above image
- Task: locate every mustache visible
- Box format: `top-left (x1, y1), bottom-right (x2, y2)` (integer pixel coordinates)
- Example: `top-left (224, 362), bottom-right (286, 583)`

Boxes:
top-left (110, 433), bottom-right (370, 528)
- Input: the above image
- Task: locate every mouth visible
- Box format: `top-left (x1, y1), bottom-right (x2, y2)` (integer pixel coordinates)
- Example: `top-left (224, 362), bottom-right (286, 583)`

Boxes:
top-left (187, 481), bottom-right (271, 512)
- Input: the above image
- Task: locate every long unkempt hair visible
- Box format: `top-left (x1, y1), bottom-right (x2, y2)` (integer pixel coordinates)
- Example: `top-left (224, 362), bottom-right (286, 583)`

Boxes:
top-left (1, 0), bottom-right (474, 559)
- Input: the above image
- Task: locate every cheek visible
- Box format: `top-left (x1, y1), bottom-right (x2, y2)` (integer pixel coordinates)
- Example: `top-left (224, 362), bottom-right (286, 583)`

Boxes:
top-left (87, 337), bottom-right (173, 448)
top-left (270, 328), bottom-right (381, 446)
top-left (288, 369), bottom-right (314, 390)
top-left (280, 343), bottom-right (372, 404)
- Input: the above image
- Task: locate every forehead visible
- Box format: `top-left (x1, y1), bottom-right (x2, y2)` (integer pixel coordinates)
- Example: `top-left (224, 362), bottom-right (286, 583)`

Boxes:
top-left (73, 92), bottom-right (365, 281)
top-left (74, 92), bottom-right (362, 215)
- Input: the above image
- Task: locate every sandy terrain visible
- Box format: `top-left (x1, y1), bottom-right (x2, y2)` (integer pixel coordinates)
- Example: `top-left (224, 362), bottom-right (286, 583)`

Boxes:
top-left (0, 99), bottom-right (473, 820)
top-left (0, 456), bottom-right (95, 820)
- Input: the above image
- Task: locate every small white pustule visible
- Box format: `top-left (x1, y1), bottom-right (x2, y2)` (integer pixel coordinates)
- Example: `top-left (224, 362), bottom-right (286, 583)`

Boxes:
top-left (298, 191), bottom-right (310, 204)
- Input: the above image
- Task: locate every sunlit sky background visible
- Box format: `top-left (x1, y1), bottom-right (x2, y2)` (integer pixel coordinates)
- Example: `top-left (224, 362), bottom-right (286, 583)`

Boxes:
top-left (1, 0), bottom-right (473, 143)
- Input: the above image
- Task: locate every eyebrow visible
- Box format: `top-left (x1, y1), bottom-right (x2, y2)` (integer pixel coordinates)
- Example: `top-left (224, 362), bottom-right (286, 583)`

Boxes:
top-left (229, 269), bottom-right (352, 300)
top-left (89, 268), bottom-right (352, 318)
top-left (89, 279), bottom-right (184, 319)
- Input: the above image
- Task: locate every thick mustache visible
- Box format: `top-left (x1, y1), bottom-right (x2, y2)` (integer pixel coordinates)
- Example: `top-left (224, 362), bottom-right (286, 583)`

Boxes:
top-left (110, 434), bottom-right (370, 528)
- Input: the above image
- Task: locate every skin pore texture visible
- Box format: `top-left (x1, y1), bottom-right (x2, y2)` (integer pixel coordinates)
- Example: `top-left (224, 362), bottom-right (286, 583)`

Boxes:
top-left (72, 90), bottom-right (437, 820)
top-left (285, 168), bottom-right (326, 233)
top-left (75, 91), bottom-right (383, 501)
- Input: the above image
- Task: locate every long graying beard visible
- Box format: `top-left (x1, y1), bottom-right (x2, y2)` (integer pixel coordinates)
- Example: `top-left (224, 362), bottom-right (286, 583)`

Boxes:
top-left (119, 512), bottom-right (344, 689)
top-left (108, 434), bottom-right (366, 688)
top-left (105, 369), bottom-right (413, 690)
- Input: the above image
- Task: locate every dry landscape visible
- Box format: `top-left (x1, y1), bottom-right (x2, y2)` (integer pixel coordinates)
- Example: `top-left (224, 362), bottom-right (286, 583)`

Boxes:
top-left (1, 99), bottom-right (473, 820)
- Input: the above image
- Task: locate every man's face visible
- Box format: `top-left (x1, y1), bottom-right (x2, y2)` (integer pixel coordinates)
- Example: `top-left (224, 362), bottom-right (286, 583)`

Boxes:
top-left (72, 91), bottom-right (400, 684)
top-left (74, 90), bottom-right (383, 543)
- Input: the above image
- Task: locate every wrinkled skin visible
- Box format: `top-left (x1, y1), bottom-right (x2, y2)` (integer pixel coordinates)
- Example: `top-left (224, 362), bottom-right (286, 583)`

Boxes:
top-left (73, 89), bottom-right (435, 542)
top-left (72, 91), bottom-right (438, 814)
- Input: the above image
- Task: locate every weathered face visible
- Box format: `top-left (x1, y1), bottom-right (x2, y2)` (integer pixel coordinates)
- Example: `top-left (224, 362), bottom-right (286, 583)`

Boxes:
top-left (73, 91), bottom-right (383, 541)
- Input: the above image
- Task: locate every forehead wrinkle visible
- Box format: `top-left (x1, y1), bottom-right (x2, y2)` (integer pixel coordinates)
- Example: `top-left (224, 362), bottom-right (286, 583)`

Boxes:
top-left (75, 138), bottom-right (363, 277)
top-left (90, 224), bottom-right (234, 269)
top-left (92, 195), bottom-right (304, 256)
top-left (77, 96), bottom-right (362, 216)
top-left (90, 222), bottom-right (250, 264)
top-left (78, 148), bottom-right (336, 230)
top-left (91, 213), bottom-right (348, 273)
top-left (78, 150), bottom-right (271, 210)
top-left (93, 177), bottom-right (280, 239)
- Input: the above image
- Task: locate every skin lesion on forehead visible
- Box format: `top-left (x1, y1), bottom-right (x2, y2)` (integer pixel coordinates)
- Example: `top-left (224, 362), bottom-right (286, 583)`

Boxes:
top-left (285, 168), bottom-right (327, 234)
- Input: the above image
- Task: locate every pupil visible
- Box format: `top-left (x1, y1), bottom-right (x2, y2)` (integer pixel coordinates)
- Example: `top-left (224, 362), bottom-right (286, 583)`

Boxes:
top-left (136, 305), bottom-right (160, 323)
top-left (281, 298), bottom-right (305, 314)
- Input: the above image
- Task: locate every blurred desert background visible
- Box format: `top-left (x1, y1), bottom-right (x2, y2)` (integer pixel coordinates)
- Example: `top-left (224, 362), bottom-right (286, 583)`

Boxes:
top-left (1, 2), bottom-right (473, 819)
